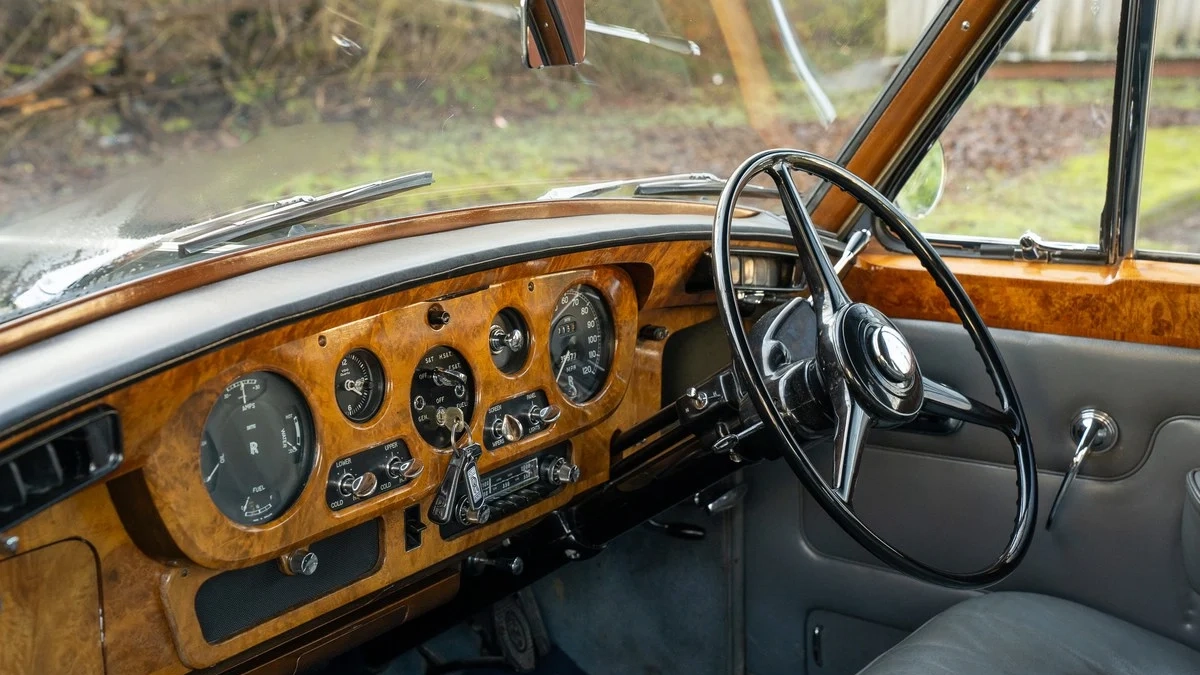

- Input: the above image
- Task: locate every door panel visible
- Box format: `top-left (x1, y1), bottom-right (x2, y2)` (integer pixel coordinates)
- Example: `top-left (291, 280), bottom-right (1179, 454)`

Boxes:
top-left (744, 319), bottom-right (1200, 674)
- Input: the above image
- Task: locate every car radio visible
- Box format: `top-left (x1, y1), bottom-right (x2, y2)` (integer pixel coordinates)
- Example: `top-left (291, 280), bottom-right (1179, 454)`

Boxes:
top-left (439, 442), bottom-right (578, 539)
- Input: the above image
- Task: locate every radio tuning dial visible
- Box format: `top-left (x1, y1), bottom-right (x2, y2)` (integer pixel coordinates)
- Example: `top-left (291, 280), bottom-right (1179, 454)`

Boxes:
top-left (543, 457), bottom-right (580, 485)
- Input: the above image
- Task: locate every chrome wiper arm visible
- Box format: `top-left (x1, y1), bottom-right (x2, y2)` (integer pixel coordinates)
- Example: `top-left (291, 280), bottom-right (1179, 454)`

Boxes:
top-left (538, 173), bottom-right (777, 201)
top-left (634, 178), bottom-right (778, 199)
top-left (173, 171), bottom-right (434, 255)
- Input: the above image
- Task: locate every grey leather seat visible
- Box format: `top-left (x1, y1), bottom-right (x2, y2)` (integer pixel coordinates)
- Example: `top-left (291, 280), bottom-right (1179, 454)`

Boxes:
top-left (859, 592), bottom-right (1200, 675)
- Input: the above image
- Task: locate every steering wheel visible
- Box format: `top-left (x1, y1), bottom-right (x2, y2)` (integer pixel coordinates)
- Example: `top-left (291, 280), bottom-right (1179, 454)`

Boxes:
top-left (712, 149), bottom-right (1036, 589)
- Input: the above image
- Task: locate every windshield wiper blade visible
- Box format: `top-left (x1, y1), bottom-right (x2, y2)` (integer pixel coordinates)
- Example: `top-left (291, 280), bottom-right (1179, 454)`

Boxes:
top-left (537, 173), bottom-right (777, 201)
top-left (173, 171), bottom-right (433, 255)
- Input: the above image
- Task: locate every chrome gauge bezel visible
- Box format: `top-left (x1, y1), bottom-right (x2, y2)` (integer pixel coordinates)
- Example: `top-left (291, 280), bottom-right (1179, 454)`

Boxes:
top-left (334, 348), bottom-right (386, 423)
top-left (199, 371), bottom-right (316, 526)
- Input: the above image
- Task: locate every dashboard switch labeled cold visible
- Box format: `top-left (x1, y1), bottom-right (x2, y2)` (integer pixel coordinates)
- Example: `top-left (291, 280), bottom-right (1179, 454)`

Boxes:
top-left (326, 438), bottom-right (417, 511)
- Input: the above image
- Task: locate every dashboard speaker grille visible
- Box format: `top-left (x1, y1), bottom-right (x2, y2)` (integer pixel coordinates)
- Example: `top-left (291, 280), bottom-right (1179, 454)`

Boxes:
top-left (194, 519), bottom-right (381, 643)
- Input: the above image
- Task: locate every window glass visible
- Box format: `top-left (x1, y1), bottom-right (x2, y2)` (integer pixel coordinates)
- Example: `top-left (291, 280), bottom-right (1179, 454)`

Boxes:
top-left (1136, 1), bottom-right (1200, 254)
top-left (897, 0), bottom-right (1120, 243)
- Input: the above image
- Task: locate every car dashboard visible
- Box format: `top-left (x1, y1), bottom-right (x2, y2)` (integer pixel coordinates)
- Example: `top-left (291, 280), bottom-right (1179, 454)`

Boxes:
top-left (0, 201), bottom-right (814, 675)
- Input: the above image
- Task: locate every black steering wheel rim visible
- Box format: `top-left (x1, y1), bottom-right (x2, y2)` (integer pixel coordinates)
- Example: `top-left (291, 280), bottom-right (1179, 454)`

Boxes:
top-left (712, 149), bottom-right (1036, 589)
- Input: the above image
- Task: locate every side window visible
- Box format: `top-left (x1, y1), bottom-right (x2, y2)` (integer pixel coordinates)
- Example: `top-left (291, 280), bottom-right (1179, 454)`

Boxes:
top-left (896, 0), bottom-right (1120, 243)
top-left (1136, 2), bottom-right (1200, 255)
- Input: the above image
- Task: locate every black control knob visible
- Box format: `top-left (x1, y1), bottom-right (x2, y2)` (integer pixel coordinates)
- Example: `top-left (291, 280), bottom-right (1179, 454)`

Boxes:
top-left (543, 457), bottom-right (580, 485)
top-left (427, 304), bottom-right (450, 329)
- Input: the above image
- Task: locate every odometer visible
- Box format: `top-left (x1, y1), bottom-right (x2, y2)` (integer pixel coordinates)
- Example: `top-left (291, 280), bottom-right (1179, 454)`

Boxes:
top-left (549, 285), bottom-right (614, 403)
top-left (200, 372), bottom-right (315, 526)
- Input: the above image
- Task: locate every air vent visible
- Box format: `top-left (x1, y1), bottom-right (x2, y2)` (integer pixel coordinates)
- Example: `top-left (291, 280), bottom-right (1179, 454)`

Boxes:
top-left (0, 408), bottom-right (121, 531)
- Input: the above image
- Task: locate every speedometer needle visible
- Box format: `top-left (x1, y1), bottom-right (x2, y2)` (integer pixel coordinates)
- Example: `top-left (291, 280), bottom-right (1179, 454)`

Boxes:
top-left (555, 355), bottom-right (570, 382)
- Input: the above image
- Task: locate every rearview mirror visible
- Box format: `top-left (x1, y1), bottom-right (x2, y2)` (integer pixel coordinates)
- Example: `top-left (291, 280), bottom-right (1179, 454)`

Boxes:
top-left (896, 141), bottom-right (946, 221)
top-left (522, 0), bottom-right (586, 68)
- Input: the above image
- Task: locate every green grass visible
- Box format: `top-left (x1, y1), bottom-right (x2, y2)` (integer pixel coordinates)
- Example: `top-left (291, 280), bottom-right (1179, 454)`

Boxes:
top-left (921, 125), bottom-right (1200, 249)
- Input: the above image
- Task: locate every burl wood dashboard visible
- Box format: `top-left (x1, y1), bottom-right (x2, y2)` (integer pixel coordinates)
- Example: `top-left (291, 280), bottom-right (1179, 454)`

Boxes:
top-left (0, 229), bottom-right (792, 675)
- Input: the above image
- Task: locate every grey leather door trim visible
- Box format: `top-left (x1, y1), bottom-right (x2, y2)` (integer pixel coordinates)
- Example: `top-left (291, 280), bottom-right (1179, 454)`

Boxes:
top-left (880, 320), bottom-right (1200, 478)
top-left (796, 416), bottom-right (1200, 651)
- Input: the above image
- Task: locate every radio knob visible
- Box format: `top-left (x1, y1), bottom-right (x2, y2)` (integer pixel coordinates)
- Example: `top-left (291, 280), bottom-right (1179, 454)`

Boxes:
top-left (457, 501), bottom-right (492, 526)
top-left (543, 457), bottom-right (580, 486)
top-left (528, 404), bottom-right (562, 426)
top-left (501, 414), bottom-right (525, 443)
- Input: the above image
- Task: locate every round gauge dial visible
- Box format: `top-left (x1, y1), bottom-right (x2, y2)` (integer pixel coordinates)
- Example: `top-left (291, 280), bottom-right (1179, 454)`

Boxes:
top-left (335, 348), bottom-right (385, 422)
top-left (200, 372), bottom-right (315, 526)
top-left (410, 346), bottom-right (475, 449)
top-left (549, 285), bottom-right (614, 403)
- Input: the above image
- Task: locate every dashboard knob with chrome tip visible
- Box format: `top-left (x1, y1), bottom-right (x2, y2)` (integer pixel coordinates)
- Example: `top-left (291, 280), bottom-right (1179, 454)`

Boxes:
top-left (467, 553), bottom-right (525, 576)
top-left (528, 404), bottom-right (561, 426)
top-left (351, 471), bottom-right (378, 498)
top-left (489, 326), bottom-right (525, 354)
top-left (458, 502), bottom-right (492, 526)
top-left (501, 414), bottom-right (525, 443)
top-left (386, 456), bottom-right (424, 481)
top-left (280, 548), bottom-right (319, 576)
top-left (543, 457), bottom-right (580, 485)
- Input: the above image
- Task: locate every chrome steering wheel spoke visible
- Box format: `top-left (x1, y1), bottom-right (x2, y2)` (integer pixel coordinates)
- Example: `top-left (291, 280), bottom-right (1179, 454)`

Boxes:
top-left (829, 377), bottom-right (872, 505)
top-left (921, 377), bottom-right (1015, 432)
top-left (768, 163), bottom-right (852, 324)
top-left (712, 148), bottom-right (1036, 590)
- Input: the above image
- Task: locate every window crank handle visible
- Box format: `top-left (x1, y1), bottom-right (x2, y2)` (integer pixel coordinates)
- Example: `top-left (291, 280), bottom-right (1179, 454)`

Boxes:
top-left (1046, 408), bottom-right (1118, 530)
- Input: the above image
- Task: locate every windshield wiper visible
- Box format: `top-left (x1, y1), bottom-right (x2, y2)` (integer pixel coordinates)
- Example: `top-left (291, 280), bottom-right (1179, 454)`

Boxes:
top-left (537, 173), bottom-right (778, 201)
top-left (171, 171), bottom-right (433, 255)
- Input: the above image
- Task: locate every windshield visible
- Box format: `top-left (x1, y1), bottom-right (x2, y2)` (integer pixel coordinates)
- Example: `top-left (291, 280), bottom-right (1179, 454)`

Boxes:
top-left (0, 0), bottom-right (930, 325)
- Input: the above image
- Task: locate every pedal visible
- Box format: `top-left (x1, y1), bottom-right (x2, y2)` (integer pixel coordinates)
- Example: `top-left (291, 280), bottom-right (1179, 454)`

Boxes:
top-left (491, 594), bottom-right (539, 672)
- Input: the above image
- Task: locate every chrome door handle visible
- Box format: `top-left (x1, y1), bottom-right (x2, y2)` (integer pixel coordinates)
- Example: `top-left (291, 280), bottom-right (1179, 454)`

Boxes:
top-left (1046, 408), bottom-right (1118, 530)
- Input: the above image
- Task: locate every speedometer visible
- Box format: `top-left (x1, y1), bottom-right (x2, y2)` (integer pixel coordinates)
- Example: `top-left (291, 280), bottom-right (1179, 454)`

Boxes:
top-left (549, 285), bottom-right (614, 403)
top-left (200, 372), bottom-right (315, 526)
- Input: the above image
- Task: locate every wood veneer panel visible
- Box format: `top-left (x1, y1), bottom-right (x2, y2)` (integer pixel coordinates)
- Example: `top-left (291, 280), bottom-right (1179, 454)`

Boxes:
top-left (846, 253), bottom-right (1200, 349)
top-left (0, 236), bottom-right (794, 674)
top-left (0, 539), bottom-right (105, 675)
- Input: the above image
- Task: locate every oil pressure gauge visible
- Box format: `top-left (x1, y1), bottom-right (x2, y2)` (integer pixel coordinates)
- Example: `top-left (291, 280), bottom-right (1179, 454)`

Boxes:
top-left (335, 348), bottom-right (385, 422)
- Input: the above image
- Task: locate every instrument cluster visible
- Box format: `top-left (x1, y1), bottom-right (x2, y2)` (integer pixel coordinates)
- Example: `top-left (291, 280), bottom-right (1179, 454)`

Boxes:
top-left (194, 279), bottom-right (619, 529)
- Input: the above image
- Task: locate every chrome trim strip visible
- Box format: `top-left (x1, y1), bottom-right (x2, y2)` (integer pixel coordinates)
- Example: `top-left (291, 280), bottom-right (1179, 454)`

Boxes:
top-left (1101, 0), bottom-right (1159, 263)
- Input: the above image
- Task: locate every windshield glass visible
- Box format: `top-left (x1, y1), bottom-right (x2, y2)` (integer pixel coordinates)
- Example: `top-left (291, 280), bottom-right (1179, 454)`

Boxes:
top-left (0, 0), bottom-right (936, 325)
